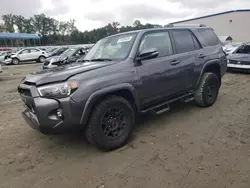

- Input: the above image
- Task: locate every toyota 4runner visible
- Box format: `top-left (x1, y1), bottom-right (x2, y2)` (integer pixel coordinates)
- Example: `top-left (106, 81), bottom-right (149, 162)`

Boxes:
top-left (18, 26), bottom-right (227, 151)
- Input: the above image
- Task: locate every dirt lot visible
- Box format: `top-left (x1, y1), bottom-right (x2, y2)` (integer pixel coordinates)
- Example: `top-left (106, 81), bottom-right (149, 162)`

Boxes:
top-left (0, 64), bottom-right (250, 188)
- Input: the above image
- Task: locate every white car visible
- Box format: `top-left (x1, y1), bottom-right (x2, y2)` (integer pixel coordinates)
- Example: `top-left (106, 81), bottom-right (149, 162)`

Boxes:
top-left (223, 42), bottom-right (242, 55)
top-left (4, 48), bottom-right (48, 65)
top-left (0, 63), bottom-right (2, 73)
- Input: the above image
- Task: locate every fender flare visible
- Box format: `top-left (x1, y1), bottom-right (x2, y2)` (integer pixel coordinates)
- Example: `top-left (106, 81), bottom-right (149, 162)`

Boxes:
top-left (80, 83), bottom-right (139, 125)
top-left (196, 59), bottom-right (221, 88)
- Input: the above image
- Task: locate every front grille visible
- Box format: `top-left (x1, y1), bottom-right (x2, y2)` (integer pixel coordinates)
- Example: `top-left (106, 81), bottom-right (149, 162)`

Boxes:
top-left (229, 60), bottom-right (250, 65)
top-left (18, 87), bottom-right (31, 97)
top-left (228, 60), bottom-right (238, 64)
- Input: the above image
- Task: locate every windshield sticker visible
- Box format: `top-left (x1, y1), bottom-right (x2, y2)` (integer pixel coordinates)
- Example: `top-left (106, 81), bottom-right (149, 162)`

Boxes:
top-left (117, 36), bottom-right (133, 43)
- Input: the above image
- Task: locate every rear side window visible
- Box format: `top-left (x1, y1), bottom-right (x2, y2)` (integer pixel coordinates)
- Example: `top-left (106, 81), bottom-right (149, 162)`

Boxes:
top-left (139, 31), bottom-right (173, 57)
top-left (198, 29), bottom-right (221, 46)
top-left (172, 30), bottom-right (198, 53)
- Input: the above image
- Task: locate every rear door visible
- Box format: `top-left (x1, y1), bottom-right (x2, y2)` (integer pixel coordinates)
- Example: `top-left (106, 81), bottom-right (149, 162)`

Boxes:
top-left (29, 48), bottom-right (40, 60)
top-left (136, 31), bottom-right (182, 105)
top-left (171, 29), bottom-right (204, 91)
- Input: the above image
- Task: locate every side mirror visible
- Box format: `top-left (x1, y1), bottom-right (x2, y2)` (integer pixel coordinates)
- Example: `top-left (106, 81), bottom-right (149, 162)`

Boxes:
top-left (136, 48), bottom-right (159, 61)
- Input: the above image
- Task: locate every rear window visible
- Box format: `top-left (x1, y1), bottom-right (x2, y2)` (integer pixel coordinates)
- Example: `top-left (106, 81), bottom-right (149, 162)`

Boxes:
top-left (172, 30), bottom-right (200, 53)
top-left (198, 29), bottom-right (221, 46)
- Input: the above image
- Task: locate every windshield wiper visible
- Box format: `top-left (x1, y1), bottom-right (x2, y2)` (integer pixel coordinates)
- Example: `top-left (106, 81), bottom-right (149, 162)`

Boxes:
top-left (89, 58), bottom-right (112, 61)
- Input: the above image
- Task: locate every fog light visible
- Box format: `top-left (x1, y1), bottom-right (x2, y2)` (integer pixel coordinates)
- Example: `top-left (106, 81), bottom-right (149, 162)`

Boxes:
top-left (56, 109), bottom-right (63, 117)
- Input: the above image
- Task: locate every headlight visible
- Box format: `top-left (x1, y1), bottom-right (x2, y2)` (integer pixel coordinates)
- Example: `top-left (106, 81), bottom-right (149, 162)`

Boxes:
top-left (37, 81), bottom-right (78, 98)
top-left (227, 60), bottom-right (230, 63)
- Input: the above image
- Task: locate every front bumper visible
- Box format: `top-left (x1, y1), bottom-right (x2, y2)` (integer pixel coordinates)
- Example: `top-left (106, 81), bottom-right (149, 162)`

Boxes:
top-left (18, 84), bottom-right (84, 134)
top-left (227, 63), bottom-right (250, 69)
top-left (42, 64), bottom-right (57, 70)
top-left (4, 58), bottom-right (12, 65)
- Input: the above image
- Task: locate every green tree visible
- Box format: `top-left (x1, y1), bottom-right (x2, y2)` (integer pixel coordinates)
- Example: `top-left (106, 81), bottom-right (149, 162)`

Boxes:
top-left (0, 23), bottom-right (5, 32)
top-left (13, 15), bottom-right (26, 33)
top-left (2, 14), bottom-right (15, 32)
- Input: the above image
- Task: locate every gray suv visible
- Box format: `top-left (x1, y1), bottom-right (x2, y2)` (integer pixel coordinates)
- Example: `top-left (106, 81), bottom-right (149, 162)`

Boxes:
top-left (18, 26), bottom-right (227, 151)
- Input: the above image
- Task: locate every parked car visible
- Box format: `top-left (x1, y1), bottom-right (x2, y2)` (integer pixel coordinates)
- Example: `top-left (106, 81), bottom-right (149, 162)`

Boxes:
top-left (18, 26), bottom-right (226, 151)
top-left (227, 43), bottom-right (250, 72)
top-left (223, 42), bottom-right (242, 55)
top-left (43, 47), bottom-right (86, 69)
top-left (47, 47), bottom-right (68, 58)
top-left (4, 48), bottom-right (48, 65)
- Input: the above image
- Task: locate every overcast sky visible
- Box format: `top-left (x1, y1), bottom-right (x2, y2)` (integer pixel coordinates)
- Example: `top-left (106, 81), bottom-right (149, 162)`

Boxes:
top-left (1, 0), bottom-right (250, 31)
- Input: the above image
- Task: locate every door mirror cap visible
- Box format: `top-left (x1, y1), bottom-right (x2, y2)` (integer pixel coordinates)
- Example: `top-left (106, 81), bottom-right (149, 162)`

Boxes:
top-left (137, 48), bottom-right (159, 61)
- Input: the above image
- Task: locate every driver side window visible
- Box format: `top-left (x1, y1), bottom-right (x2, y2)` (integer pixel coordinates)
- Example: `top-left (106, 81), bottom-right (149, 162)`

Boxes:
top-left (20, 49), bottom-right (30, 54)
top-left (139, 31), bottom-right (173, 57)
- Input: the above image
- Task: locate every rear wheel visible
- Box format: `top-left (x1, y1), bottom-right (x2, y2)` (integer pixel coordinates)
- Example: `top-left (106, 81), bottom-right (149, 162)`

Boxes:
top-left (39, 56), bottom-right (45, 63)
top-left (85, 96), bottom-right (135, 151)
top-left (195, 72), bottom-right (220, 107)
top-left (12, 58), bottom-right (19, 65)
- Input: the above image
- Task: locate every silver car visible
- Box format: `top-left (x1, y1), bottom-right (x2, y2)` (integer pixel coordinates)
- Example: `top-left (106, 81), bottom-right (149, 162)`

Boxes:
top-left (4, 48), bottom-right (48, 65)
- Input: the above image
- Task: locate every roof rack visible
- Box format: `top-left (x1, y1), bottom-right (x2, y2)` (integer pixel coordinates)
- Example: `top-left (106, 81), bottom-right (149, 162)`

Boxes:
top-left (165, 23), bottom-right (207, 28)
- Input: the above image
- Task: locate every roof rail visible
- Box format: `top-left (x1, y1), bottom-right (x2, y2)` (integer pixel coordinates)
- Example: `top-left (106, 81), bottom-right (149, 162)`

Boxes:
top-left (165, 24), bottom-right (207, 28)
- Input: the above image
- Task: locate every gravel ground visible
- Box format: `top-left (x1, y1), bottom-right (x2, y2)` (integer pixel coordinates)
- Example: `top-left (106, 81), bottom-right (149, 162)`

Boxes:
top-left (0, 64), bottom-right (250, 188)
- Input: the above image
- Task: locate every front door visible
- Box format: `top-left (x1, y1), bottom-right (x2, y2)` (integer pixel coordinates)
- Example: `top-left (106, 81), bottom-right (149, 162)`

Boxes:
top-left (19, 49), bottom-right (31, 61)
top-left (136, 31), bottom-right (182, 105)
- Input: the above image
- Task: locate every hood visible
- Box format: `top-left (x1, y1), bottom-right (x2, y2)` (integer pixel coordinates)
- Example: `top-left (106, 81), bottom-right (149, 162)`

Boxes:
top-left (24, 61), bottom-right (117, 85)
top-left (227, 53), bottom-right (250, 61)
top-left (50, 55), bottom-right (68, 64)
top-left (46, 55), bottom-right (59, 62)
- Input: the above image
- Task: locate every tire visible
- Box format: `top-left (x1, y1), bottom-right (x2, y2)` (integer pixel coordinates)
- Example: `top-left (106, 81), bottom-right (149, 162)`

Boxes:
top-left (85, 96), bottom-right (135, 151)
top-left (38, 56), bottom-right (46, 63)
top-left (12, 58), bottom-right (19, 65)
top-left (195, 72), bottom-right (220, 107)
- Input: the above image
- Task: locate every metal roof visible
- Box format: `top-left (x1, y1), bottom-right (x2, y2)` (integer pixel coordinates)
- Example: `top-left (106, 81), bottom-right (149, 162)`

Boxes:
top-left (0, 33), bottom-right (40, 39)
top-left (170, 9), bottom-right (250, 24)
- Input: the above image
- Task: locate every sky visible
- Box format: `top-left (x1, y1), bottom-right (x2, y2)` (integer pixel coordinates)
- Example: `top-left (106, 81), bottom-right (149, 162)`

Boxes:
top-left (1, 0), bottom-right (250, 31)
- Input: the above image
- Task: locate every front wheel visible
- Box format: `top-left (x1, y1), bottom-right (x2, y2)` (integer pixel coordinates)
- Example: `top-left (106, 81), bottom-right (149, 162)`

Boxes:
top-left (85, 96), bottom-right (135, 151)
top-left (12, 58), bottom-right (19, 65)
top-left (195, 72), bottom-right (220, 107)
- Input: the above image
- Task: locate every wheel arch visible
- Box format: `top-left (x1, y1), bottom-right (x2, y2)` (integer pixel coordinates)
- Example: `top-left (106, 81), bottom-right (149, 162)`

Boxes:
top-left (196, 60), bottom-right (221, 88)
top-left (80, 83), bottom-right (139, 125)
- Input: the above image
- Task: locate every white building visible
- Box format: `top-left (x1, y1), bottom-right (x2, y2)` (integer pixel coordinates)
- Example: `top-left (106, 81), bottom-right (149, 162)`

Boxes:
top-left (170, 9), bottom-right (250, 43)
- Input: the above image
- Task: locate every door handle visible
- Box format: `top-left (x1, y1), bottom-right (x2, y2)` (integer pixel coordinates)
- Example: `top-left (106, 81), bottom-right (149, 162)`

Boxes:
top-left (199, 54), bottom-right (206, 58)
top-left (170, 60), bottom-right (180, 65)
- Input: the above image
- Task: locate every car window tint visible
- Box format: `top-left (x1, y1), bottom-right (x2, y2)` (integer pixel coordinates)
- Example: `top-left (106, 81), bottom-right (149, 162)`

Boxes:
top-left (192, 35), bottom-right (201, 50)
top-left (198, 29), bottom-right (221, 46)
top-left (21, 49), bottom-right (30, 54)
top-left (139, 31), bottom-right (173, 57)
top-left (172, 30), bottom-right (196, 53)
top-left (236, 45), bottom-right (250, 54)
top-left (30, 49), bottom-right (39, 52)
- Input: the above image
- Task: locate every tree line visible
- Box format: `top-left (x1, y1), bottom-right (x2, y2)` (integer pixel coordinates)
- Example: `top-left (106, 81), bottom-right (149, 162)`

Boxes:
top-left (0, 14), bottom-right (163, 45)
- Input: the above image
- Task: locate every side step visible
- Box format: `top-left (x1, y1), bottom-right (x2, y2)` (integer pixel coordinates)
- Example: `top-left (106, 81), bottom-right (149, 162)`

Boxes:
top-left (154, 104), bottom-right (170, 115)
top-left (182, 96), bottom-right (195, 103)
top-left (140, 92), bottom-right (195, 114)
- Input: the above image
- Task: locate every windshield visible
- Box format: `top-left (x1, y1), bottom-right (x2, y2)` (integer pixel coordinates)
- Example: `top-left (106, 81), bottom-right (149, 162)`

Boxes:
top-left (224, 43), bottom-right (241, 49)
top-left (84, 33), bottom-right (137, 61)
top-left (60, 48), bottom-right (77, 58)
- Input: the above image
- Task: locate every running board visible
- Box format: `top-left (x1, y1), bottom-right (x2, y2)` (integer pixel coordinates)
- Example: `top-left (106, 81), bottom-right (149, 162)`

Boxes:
top-left (140, 92), bottom-right (194, 113)
top-left (154, 104), bottom-right (170, 115)
top-left (182, 96), bottom-right (195, 103)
